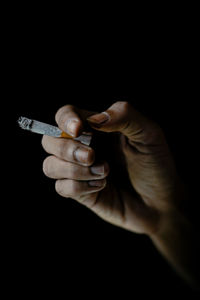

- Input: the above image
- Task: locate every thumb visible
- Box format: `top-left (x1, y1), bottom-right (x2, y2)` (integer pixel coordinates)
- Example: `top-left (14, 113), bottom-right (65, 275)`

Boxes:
top-left (87, 101), bottom-right (159, 144)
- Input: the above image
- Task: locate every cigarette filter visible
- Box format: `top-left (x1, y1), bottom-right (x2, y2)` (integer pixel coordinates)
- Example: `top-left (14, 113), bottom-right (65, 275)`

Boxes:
top-left (18, 116), bottom-right (92, 146)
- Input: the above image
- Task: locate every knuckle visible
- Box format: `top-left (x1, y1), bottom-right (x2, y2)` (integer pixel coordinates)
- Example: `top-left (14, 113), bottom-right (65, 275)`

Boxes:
top-left (87, 148), bottom-right (95, 166)
top-left (55, 180), bottom-right (81, 198)
top-left (63, 104), bottom-right (75, 111)
top-left (41, 135), bottom-right (54, 154)
top-left (41, 135), bottom-right (48, 150)
top-left (70, 165), bottom-right (79, 179)
top-left (117, 101), bottom-right (131, 112)
top-left (65, 140), bottom-right (75, 160)
top-left (42, 157), bottom-right (50, 175)
top-left (55, 104), bottom-right (74, 123)
top-left (55, 180), bottom-right (63, 195)
top-left (70, 180), bottom-right (80, 195)
top-left (55, 107), bottom-right (63, 123)
top-left (58, 139), bottom-right (68, 158)
top-left (42, 156), bottom-right (53, 176)
top-left (57, 138), bottom-right (77, 161)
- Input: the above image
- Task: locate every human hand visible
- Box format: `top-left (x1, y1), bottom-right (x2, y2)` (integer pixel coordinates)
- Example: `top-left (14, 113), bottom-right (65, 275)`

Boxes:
top-left (42, 102), bottom-right (182, 235)
top-left (41, 102), bottom-right (199, 288)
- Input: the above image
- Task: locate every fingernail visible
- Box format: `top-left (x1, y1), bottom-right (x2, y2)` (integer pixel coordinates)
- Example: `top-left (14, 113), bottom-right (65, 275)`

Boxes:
top-left (87, 112), bottom-right (110, 126)
top-left (88, 180), bottom-right (105, 187)
top-left (90, 163), bottom-right (109, 175)
top-left (74, 147), bottom-right (90, 163)
top-left (90, 165), bottom-right (104, 175)
top-left (65, 119), bottom-right (79, 137)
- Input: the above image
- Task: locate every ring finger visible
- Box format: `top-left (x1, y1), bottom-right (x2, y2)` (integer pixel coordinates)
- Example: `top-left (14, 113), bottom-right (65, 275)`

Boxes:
top-left (43, 156), bottom-right (110, 180)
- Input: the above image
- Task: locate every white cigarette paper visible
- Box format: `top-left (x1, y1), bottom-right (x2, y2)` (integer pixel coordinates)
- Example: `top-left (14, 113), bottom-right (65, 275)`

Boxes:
top-left (18, 117), bottom-right (92, 146)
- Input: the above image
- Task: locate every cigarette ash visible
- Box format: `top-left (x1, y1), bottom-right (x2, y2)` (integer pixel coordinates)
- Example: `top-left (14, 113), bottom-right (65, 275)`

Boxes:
top-left (18, 117), bottom-right (33, 130)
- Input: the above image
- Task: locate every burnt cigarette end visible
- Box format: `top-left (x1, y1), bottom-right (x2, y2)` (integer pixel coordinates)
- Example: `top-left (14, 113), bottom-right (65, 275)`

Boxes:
top-left (18, 117), bottom-right (33, 130)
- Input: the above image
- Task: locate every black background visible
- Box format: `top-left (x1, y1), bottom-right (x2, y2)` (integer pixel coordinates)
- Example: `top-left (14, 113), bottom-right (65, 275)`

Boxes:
top-left (4, 5), bottom-right (200, 297)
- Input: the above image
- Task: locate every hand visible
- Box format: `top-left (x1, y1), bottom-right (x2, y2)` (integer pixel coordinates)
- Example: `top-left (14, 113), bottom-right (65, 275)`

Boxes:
top-left (42, 102), bottom-right (199, 288)
top-left (42, 102), bottom-right (182, 235)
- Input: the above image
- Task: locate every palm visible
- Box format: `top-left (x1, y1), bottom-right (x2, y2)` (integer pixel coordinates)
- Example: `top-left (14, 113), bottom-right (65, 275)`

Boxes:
top-left (81, 133), bottom-right (161, 234)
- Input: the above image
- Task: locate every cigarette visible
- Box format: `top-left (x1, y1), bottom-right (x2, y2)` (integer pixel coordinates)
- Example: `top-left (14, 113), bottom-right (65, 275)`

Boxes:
top-left (18, 116), bottom-right (92, 146)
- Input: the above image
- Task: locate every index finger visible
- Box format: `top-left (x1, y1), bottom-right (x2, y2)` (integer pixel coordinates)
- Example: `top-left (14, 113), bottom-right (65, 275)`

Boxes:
top-left (55, 105), bottom-right (84, 138)
top-left (56, 104), bottom-right (97, 138)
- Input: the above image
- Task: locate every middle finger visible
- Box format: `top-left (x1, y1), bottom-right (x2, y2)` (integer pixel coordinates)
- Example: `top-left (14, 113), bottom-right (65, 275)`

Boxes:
top-left (42, 135), bottom-right (95, 166)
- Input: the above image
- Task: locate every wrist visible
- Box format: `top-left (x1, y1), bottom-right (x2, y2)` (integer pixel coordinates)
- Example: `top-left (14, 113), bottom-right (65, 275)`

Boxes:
top-left (148, 207), bottom-right (199, 289)
top-left (150, 182), bottom-right (189, 239)
top-left (149, 208), bottom-right (191, 241)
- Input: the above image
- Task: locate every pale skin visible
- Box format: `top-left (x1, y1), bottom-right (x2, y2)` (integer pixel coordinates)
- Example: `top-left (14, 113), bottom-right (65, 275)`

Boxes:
top-left (42, 101), bottom-right (199, 289)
